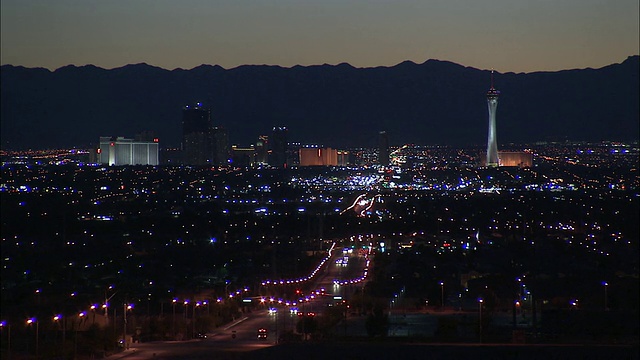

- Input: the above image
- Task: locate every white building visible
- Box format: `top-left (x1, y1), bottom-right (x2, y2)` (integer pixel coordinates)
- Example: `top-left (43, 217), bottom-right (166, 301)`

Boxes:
top-left (98, 136), bottom-right (159, 166)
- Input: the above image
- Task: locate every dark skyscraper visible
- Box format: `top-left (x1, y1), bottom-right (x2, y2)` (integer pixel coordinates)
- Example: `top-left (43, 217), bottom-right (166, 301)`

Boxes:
top-left (210, 126), bottom-right (230, 166)
top-left (182, 103), bottom-right (210, 135)
top-left (269, 126), bottom-right (288, 168)
top-left (182, 103), bottom-right (212, 165)
top-left (378, 131), bottom-right (389, 166)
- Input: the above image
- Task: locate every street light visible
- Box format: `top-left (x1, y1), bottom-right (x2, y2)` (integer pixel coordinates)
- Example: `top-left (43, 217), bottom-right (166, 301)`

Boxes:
top-left (90, 304), bottom-right (98, 324)
top-left (478, 299), bottom-right (483, 343)
top-left (570, 299), bottom-right (579, 310)
top-left (602, 281), bottom-right (609, 311)
top-left (1, 320), bottom-right (11, 359)
top-left (193, 302), bottom-right (201, 339)
top-left (27, 317), bottom-right (38, 357)
top-left (172, 298), bottom-right (177, 338)
top-left (273, 308), bottom-right (278, 345)
top-left (104, 286), bottom-right (117, 326)
top-left (75, 312), bottom-right (86, 359)
top-left (123, 304), bottom-right (133, 349)
top-left (53, 314), bottom-right (65, 349)
top-left (440, 281), bottom-right (444, 308)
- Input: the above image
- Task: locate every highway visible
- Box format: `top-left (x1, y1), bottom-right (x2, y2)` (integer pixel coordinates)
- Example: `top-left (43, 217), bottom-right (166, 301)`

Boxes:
top-left (106, 243), bottom-right (371, 359)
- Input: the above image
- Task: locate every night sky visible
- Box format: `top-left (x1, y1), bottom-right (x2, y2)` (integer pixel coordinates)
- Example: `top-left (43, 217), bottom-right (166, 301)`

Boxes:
top-left (1, 0), bottom-right (638, 73)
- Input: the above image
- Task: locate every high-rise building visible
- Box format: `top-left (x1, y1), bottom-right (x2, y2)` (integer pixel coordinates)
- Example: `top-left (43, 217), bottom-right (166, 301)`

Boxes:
top-left (182, 103), bottom-right (210, 136)
top-left (269, 126), bottom-right (288, 168)
top-left (486, 71), bottom-right (500, 167)
top-left (210, 126), bottom-right (230, 166)
top-left (98, 136), bottom-right (159, 166)
top-left (255, 135), bottom-right (269, 164)
top-left (182, 103), bottom-right (211, 165)
top-left (378, 131), bottom-right (389, 166)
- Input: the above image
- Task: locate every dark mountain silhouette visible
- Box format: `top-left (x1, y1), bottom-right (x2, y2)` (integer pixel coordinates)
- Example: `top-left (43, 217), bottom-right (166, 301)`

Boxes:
top-left (1, 56), bottom-right (638, 150)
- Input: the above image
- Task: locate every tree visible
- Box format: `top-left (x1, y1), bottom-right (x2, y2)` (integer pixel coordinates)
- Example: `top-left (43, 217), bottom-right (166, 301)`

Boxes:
top-left (365, 309), bottom-right (388, 337)
top-left (296, 315), bottom-right (318, 338)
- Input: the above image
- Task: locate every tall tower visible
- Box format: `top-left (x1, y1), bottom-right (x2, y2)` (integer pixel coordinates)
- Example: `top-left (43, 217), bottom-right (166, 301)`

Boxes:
top-left (486, 71), bottom-right (500, 167)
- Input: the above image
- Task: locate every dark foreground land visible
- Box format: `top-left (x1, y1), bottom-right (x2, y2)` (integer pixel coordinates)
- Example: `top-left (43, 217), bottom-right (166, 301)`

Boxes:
top-left (107, 342), bottom-right (639, 360)
top-left (253, 343), bottom-right (639, 360)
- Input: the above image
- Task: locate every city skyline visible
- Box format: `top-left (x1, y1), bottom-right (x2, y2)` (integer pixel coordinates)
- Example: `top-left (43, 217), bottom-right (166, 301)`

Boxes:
top-left (1, 2), bottom-right (638, 355)
top-left (1, 56), bottom-right (637, 151)
top-left (1, 1), bottom-right (638, 73)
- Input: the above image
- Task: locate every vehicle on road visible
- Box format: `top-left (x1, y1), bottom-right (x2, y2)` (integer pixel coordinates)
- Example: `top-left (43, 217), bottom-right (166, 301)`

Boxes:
top-left (257, 327), bottom-right (268, 340)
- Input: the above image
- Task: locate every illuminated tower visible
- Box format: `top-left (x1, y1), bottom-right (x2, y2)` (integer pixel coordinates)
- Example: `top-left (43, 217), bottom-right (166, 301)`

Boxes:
top-left (486, 71), bottom-right (500, 167)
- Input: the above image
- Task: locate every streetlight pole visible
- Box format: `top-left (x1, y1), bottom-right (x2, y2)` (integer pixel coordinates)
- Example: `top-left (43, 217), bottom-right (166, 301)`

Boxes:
top-left (90, 305), bottom-right (97, 325)
top-left (35, 319), bottom-right (39, 357)
top-left (123, 304), bottom-right (127, 349)
top-left (123, 303), bottom-right (132, 349)
top-left (440, 281), bottom-right (444, 308)
top-left (75, 312), bottom-right (85, 359)
top-left (104, 287), bottom-right (117, 326)
top-left (0, 321), bottom-right (10, 360)
top-left (53, 315), bottom-right (63, 352)
top-left (193, 302), bottom-right (200, 339)
top-left (26, 318), bottom-right (38, 357)
top-left (184, 300), bottom-right (189, 320)
top-left (478, 299), bottom-right (483, 343)
top-left (172, 299), bottom-right (177, 339)
top-left (603, 282), bottom-right (608, 311)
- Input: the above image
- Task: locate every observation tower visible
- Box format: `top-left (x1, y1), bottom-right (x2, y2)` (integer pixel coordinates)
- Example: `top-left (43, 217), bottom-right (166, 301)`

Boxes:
top-left (486, 71), bottom-right (500, 167)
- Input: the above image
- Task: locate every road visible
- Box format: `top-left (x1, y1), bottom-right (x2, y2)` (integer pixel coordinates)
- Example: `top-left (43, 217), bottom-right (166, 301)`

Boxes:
top-left (106, 244), bottom-right (371, 359)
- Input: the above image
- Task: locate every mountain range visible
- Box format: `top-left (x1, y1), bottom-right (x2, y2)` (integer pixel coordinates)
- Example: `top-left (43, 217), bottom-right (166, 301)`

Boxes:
top-left (1, 56), bottom-right (638, 150)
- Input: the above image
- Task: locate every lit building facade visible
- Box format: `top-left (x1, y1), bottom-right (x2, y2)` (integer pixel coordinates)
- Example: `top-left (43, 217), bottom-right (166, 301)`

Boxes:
top-left (478, 151), bottom-right (533, 168)
top-left (299, 147), bottom-right (338, 166)
top-left (486, 71), bottom-right (500, 167)
top-left (497, 151), bottom-right (533, 167)
top-left (98, 136), bottom-right (159, 166)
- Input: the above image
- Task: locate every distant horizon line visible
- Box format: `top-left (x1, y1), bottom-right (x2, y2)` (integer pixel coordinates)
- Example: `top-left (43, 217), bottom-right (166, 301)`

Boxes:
top-left (2, 55), bottom-right (638, 75)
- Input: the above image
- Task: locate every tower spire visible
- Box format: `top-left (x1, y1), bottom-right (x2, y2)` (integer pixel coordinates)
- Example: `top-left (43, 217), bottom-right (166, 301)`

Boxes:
top-left (490, 70), bottom-right (495, 89)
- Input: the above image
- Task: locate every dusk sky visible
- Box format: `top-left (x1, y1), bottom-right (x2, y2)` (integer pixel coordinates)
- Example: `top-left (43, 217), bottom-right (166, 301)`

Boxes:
top-left (1, 0), bottom-right (638, 73)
